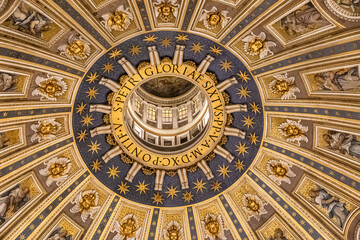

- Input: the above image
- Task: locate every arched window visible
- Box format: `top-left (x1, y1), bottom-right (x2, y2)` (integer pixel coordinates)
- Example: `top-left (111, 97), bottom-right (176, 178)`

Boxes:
top-left (178, 105), bottom-right (187, 120)
top-left (162, 108), bottom-right (172, 123)
top-left (147, 105), bottom-right (156, 121)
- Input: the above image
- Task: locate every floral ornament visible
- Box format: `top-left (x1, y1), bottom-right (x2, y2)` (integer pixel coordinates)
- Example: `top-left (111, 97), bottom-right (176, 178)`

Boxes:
top-left (32, 75), bottom-right (67, 101)
top-left (153, 0), bottom-right (179, 22)
top-left (112, 214), bottom-right (142, 240)
top-left (269, 73), bottom-right (300, 100)
top-left (201, 214), bottom-right (226, 240)
top-left (242, 32), bottom-right (276, 59)
top-left (101, 5), bottom-right (133, 32)
top-left (267, 159), bottom-right (296, 185)
top-left (58, 33), bottom-right (91, 60)
top-left (31, 118), bottom-right (61, 142)
top-left (70, 190), bottom-right (100, 222)
top-left (162, 220), bottom-right (184, 240)
top-left (278, 119), bottom-right (308, 145)
top-left (39, 157), bottom-right (72, 186)
top-left (242, 194), bottom-right (268, 221)
top-left (199, 7), bottom-right (232, 30)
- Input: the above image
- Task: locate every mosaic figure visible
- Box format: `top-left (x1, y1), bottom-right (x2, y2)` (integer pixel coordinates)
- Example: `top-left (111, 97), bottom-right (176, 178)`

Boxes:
top-left (280, 3), bottom-right (329, 36)
top-left (39, 157), bottom-right (72, 186)
top-left (32, 75), bottom-right (67, 101)
top-left (112, 214), bottom-right (142, 240)
top-left (267, 159), bottom-right (296, 185)
top-left (278, 119), bottom-right (308, 145)
top-left (70, 190), bottom-right (100, 222)
top-left (242, 32), bottom-right (276, 59)
top-left (58, 34), bottom-right (91, 61)
top-left (153, 0), bottom-right (179, 22)
top-left (10, 2), bottom-right (52, 37)
top-left (309, 188), bottom-right (349, 228)
top-left (47, 227), bottom-right (72, 240)
top-left (0, 73), bottom-right (17, 92)
top-left (269, 73), bottom-right (300, 100)
top-left (315, 66), bottom-right (360, 91)
top-left (323, 130), bottom-right (360, 158)
top-left (0, 186), bottom-right (30, 226)
top-left (0, 132), bottom-right (10, 149)
top-left (269, 228), bottom-right (288, 240)
top-left (200, 7), bottom-right (231, 30)
top-left (31, 118), bottom-right (61, 143)
top-left (101, 5), bottom-right (133, 32)
top-left (201, 214), bottom-right (226, 240)
top-left (162, 220), bottom-right (184, 240)
top-left (242, 194), bottom-right (268, 221)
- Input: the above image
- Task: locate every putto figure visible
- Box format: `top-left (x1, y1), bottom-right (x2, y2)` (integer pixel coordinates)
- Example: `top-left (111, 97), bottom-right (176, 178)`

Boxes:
top-left (323, 130), bottom-right (360, 158)
top-left (269, 73), bottom-right (300, 100)
top-left (201, 214), bottom-right (227, 240)
top-left (280, 3), bottom-right (329, 36)
top-left (112, 214), bottom-right (142, 240)
top-left (242, 194), bottom-right (268, 221)
top-left (0, 132), bottom-right (10, 149)
top-left (278, 119), bottom-right (308, 145)
top-left (70, 190), bottom-right (100, 222)
top-left (32, 75), bottom-right (67, 101)
top-left (199, 7), bottom-right (231, 30)
top-left (0, 73), bottom-right (17, 92)
top-left (10, 2), bottom-right (52, 37)
top-left (31, 118), bottom-right (61, 143)
top-left (47, 227), bottom-right (72, 240)
top-left (39, 157), bottom-right (72, 186)
top-left (267, 159), bottom-right (296, 185)
top-left (0, 186), bottom-right (30, 226)
top-left (242, 32), bottom-right (276, 59)
top-left (315, 66), bottom-right (360, 91)
top-left (162, 220), bottom-right (184, 240)
top-left (58, 34), bottom-right (91, 61)
top-left (101, 5), bottom-right (133, 32)
top-left (269, 228), bottom-right (288, 240)
top-left (153, 0), bottom-right (179, 22)
top-left (309, 187), bottom-right (349, 228)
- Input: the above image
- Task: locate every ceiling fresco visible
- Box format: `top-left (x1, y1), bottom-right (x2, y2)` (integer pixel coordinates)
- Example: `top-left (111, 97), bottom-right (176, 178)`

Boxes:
top-left (0, 0), bottom-right (359, 240)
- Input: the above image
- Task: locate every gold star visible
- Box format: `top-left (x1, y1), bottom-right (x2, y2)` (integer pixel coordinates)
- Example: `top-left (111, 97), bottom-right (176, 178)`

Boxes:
top-left (152, 192), bottom-right (164, 205)
top-left (136, 180), bottom-right (149, 195)
top-left (81, 114), bottom-right (94, 127)
top-left (243, 116), bottom-right (255, 128)
top-left (118, 181), bottom-right (130, 195)
top-left (175, 34), bottom-right (189, 42)
top-left (102, 62), bottom-right (114, 73)
top-left (220, 59), bottom-right (233, 72)
top-left (76, 102), bottom-right (87, 114)
top-left (20, 234), bottom-right (25, 240)
top-left (235, 142), bottom-right (248, 156)
top-left (86, 87), bottom-right (99, 100)
top-left (109, 48), bottom-right (122, 59)
top-left (182, 191), bottom-right (194, 203)
top-left (218, 164), bottom-right (231, 179)
top-left (166, 185), bottom-right (180, 199)
top-left (211, 180), bottom-right (222, 193)
top-left (107, 165), bottom-right (120, 180)
top-left (77, 129), bottom-right (88, 142)
top-left (191, 42), bottom-right (203, 54)
top-left (130, 45), bottom-right (141, 55)
top-left (161, 37), bottom-right (171, 47)
top-left (193, 179), bottom-right (206, 193)
top-left (143, 34), bottom-right (158, 43)
top-left (86, 72), bottom-right (99, 84)
top-left (237, 70), bottom-right (250, 82)
top-left (210, 45), bottom-right (222, 55)
top-left (249, 132), bottom-right (259, 145)
top-left (88, 140), bottom-right (101, 155)
top-left (250, 102), bottom-right (260, 114)
top-left (91, 159), bottom-right (102, 172)
top-left (235, 160), bottom-right (245, 172)
top-left (237, 86), bottom-right (251, 99)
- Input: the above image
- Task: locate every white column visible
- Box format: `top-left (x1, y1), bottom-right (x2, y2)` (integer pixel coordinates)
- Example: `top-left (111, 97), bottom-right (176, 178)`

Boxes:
top-left (125, 162), bottom-right (143, 182)
top-left (90, 104), bottom-right (112, 114)
top-left (154, 170), bottom-right (166, 191)
top-left (99, 77), bottom-right (120, 92)
top-left (224, 127), bottom-right (246, 139)
top-left (217, 77), bottom-right (238, 92)
top-left (90, 125), bottom-right (111, 137)
top-left (172, 107), bottom-right (178, 128)
top-left (142, 102), bottom-right (148, 123)
top-left (118, 57), bottom-right (137, 76)
top-left (157, 107), bottom-right (162, 129)
top-left (173, 45), bottom-right (185, 66)
top-left (197, 55), bottom-right (215, 74)
top-left (215, 145), bottom-right (234, 163)
top-left (102, 146), bottom-right (123, 163)
top-left (225, 104), bottom-right (247, 113)
top-left (197, 160), bottom-right (214, 180)
top-left (177, 168), bottom-right (189, 189)
top-left (186, 102), bottom-right (193, 123)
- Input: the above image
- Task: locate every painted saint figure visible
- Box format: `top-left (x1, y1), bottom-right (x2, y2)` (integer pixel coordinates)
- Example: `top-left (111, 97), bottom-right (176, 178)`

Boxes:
top-left (280, 3), bottom-right (329, 36)
top-left (269, 228), bottom-right (288, 240)
top-left (0, 73), bottom-right (17, 92)
top-left (323, 131), bottom-right (360, 158)
top-left (315, 66), bottom-right (360, 91)
top-left (10, 3), bottom-right (52, 37)
top-left (309, 188), bottom-right (349, 228)
top-left (0, 186), bottom-right (30, 226)
top-left (0, 133), bottom-right (10, 149)
top-left (47, 227), bottom-right (72, 240)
